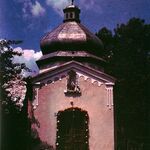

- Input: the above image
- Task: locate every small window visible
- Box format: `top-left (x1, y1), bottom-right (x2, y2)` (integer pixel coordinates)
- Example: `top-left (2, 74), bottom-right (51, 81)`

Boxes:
top-left (66, 13), bottom-right (68, 19)
top-left (70, 12), bottom-right (73, 19)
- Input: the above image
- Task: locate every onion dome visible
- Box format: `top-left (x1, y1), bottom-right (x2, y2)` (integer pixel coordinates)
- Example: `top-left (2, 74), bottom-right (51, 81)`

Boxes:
top-left (40, 1), bottom-right (103, 56)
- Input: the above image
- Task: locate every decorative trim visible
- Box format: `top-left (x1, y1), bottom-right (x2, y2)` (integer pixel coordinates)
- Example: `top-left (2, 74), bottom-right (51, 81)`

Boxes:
top-left (32, 82), bottom-right (40, 110)
top-left (32, 61), bottom-right (116, 84)
top-left (36, 73), bottom-right (67, 88)
top-left (32, 88), bottom-right (39, 109)
top-left (64, 70), bottom-right (81, 96)
top-left (32, 69), bottom-right (114, 109)
top-left (105, 83), bottom-right (114, 109)
top-left (35, 71), bottom-right (107, 88)
top-left (77, 72), bottom-right (103, 87)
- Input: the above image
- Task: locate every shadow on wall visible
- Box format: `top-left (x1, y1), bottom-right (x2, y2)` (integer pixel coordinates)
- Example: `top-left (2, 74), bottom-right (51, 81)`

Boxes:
top-left (28, 106), bottom-right (55, 150)
top-left (29, 124), bottom-right (55, 150)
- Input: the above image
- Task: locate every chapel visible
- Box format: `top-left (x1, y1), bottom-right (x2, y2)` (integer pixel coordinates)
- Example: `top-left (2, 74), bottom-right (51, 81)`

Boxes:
top-left (28, 1), bottom-right (115, 150)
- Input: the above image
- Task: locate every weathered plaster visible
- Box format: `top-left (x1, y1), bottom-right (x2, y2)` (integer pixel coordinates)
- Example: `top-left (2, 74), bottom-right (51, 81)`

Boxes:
top-left (31, 74), bottom-right (114, 150)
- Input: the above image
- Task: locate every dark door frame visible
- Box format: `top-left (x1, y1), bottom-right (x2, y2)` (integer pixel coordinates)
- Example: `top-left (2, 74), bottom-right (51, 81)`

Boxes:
top-left (56, 107), bottom-right (89, 150)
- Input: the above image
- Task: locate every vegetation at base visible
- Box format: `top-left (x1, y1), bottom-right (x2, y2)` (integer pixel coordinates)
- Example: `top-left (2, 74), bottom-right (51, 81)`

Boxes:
top-left (0, 39), bottom-right (30, 150)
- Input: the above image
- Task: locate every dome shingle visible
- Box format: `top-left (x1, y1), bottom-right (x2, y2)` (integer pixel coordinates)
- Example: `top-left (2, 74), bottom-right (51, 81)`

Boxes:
top-left (40, 4), bottom-right (103, 55)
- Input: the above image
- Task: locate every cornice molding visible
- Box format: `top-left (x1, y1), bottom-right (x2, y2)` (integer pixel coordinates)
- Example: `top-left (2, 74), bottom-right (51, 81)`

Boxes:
top-left (31, 61), bottom-right (115, 110)
top-left (32, 61), bottom-right (115, 84)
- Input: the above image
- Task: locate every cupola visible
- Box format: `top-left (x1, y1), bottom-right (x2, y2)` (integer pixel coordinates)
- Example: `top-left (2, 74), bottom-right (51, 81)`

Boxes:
top-left (40, 0), bottom-right (103, 56)
top-left (63, 0), bottom-right (80, 23)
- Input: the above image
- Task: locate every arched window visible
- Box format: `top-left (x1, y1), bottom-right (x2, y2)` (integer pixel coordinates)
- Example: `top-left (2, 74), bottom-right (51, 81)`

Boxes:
top-left (70, 12), bottom-right (73, 19)
top-left (66, 13), bottom-right (69, 19)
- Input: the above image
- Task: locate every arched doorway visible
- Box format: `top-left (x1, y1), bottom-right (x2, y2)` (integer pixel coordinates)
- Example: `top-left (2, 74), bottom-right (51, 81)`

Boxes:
top-left (56, 107), bottom-right (89, 150)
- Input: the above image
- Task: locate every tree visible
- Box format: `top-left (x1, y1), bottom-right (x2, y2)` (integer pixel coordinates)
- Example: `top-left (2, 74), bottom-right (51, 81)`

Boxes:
top-left (0, 39), bottom-right (29, 112)
top-left (97, 18), bottom-right (150, 149)
top-left (96, 27), bottom-right (114, 61)
top-left (0, 39), bottom-right (30, 150)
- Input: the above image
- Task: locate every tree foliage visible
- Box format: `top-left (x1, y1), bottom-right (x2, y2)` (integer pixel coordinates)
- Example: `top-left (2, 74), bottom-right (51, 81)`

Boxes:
top-left (97, 18), bottom-right (150, 148)
top-left (0, 39), bottom-right (31, 150)
top-left (0, 39), bottom-right (30, 112)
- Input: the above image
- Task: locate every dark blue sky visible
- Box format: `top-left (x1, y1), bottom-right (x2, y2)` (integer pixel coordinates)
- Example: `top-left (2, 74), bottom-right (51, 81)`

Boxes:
top-left (0, 0), bottom-right (150, 52)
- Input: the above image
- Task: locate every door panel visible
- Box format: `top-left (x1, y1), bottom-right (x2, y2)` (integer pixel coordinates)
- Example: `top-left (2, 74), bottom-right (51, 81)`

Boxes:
top-left (56, 108), bottom-right (89, 150)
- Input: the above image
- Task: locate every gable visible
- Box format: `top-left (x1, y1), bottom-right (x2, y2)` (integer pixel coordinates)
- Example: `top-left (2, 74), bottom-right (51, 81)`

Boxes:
top-left (32, 61), bottom-right (115, 86)
top-left (31, 61), bottom-right (115, 110)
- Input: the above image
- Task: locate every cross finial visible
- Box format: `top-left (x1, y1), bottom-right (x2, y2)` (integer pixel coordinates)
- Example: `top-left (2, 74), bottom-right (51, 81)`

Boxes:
top-left (71, 0), bottom-right (74, 5)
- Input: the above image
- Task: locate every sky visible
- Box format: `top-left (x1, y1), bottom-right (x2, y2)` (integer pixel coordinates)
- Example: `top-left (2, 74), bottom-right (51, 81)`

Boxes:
top-left (0, 0), bottom-right (150, 73)
top-left (0, 0), bottom-right (150, 51)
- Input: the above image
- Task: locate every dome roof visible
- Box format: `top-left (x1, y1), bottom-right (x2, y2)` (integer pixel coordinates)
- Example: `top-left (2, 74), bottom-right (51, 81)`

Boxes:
top-left (40, 4), bottom-right (103, 55)
top-left (40, 21), bottom-right (103, 55)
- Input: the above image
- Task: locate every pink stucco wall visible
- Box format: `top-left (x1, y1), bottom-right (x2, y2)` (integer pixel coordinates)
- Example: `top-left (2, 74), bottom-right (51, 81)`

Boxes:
top-left (31, 76), bottom-right (114, 150)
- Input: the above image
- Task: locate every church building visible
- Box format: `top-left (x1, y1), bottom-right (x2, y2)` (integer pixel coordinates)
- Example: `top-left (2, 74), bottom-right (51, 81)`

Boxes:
top-left (28, 1), bottom-right (115, 150)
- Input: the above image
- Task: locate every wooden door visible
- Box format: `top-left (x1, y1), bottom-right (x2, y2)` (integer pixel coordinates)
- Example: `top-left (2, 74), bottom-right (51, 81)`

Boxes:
top-left (56, 108), bottom-right (89, 150)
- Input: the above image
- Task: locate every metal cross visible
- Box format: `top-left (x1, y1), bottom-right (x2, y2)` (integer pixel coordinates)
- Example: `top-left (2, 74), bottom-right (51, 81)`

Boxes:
top-left (71, 0), bottom-right (74, 5)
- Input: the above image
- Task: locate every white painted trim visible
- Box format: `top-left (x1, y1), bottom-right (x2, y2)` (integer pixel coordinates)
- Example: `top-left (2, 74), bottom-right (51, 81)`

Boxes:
top-left (77, 72), bottom-right (103, 87)
top-left (33, 61), bottom-right (115, 85)
top-left (105, 86), bottom-right (113, 109)
top-left (32, 70), bottom-right (115, 110)
top-left (32, 87), bottom-right (39, 110)
top-left (37, 71), bottom-right (111, 88)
